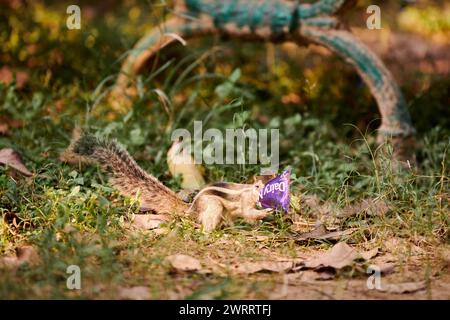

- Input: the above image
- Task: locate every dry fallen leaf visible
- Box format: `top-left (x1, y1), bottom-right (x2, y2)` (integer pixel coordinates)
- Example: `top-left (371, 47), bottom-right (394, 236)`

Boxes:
top-left (281, 93), bottom-right (302, 105)
top-left (0, 66), bottom-right (29, 89)
top-left (383, 237), bottom-right (426, 257)
top-left (298, 270), bottom-right (335, 281)
top-left (167, 140), bottom-right (205, 190)
top-left (0, 245), bottom-right (40, 268)
top-left (232, 261), bottom-right (295, 274)
top-left (118, 286), bottom-right (150, 300)
top-left (302, 243), bottom-right (381, 271)
top-left (304, 242), bottom-right (359, 270)
top-left (301, 195), bottom-right (335, 217)
top-left (0, 124), bottom-right (8, 135)
top-left (16, 246), bottom-right (40, 265)
top-left (129, 214), bottom-right (169, 230)
top-left (340, 198), bottom-right (391, 218)
top-left (359, 247), bottom-right (379, 261)
top-left (152, 228), bottom-right (169, 236)
top-left (295, 223), bottom-right (355, 242)
top-left (0, 148), bottom-right (33, 176)
top-left (378, 263), bottom-right (396, 274)
top-left (0, 256), bottom-right (19, 268)
top-left (380, 281), bottom-right (426, 294)
top-left (166, 254), bottom-right (202, 272)
top-left (296, 223), bottom-right (328, 238)
top-left (371, 253), bottom-right (397, 274)
top-left (442, 248), bottom-right (450, 269)
top-left (0, 117), bottom-right (23, 137)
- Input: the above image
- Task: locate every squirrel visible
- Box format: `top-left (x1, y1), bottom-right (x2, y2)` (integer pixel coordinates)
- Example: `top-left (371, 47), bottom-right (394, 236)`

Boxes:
top-left (72, 134), bottom-right (273, 231)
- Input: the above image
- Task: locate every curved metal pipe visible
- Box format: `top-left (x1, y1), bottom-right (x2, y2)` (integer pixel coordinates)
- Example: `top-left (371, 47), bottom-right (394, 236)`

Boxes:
top-left (111, 0), bottom-right (416, 161)
top-left (111, 18), bottom-right (214, 109)
top-left (300, 28), bottom-right (416, 139)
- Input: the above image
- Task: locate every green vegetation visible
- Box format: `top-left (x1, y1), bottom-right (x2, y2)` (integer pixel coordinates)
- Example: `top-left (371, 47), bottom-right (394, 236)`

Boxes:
top-left (0, 0), bottom-right (448, 299)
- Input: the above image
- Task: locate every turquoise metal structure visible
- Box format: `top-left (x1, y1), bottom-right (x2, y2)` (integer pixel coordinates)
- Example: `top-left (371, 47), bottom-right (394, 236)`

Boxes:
top-left (112, 0), bottom-right (416, 160)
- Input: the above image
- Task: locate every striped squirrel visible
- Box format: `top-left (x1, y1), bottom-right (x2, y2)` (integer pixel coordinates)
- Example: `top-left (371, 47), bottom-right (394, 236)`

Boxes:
top-left (73, 135), bottom-right (273, 231)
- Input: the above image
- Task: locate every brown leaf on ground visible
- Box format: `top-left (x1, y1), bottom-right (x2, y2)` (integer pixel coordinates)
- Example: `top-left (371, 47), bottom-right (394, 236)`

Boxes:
top-left (374, 252), bottom-right (397, 263)
top-left (16, 246), bottom-right (40, 265)
top-left (129, 214), bottom-right (169, 230)
top-left (442, 248), bottom-right (450, 269)
top-left (298, 270), bottom-right (335, 281)
top-left (301, 195), bottom-right (335, 218)
top-left (295, 222), bottom-right (355, 242)
top-left (372, 253), bottom-right (397, 274)
top-left (166, 254), bottom-right (202, 272)
top-left (166, 284), bottom-right (195, 300)
top-left (118, 286), bottom-right (150, 300)
top-left (274, 255), bottom-right (307, 264)
top-left (232, 261), bottom-right (295, 274)
top-left (359, 247), bottom-right (379, 261)
top-left (0, 124), bottom-right (9, 135)
top-left (340, 199), bottom-right (391, 218)
top-left (383, 237), bottom-right (426, 256)
top-left (302, 243), bottom-right (379, 271)
top-left (0, 66), bottom-right (29, 89)
top-left (378, 263), bottom-right (396, 275)
top-left (0, 148), bottom-right (32, 176)
top-left (297, 222), bottom-right (327, 238)
top-left (152, 228), bottom-right (169, 236)
top-left (0, 256), bottom-right (19, 268)
top-left (304, 242), bottom-right (359, 270)
top-left (0, 245), bottom-right (40, 268)
top-left (281, 93), bottom-right (302, 105)
top-left (0, 117), bottom-right (23, 136)
top-left (380, 281), bottom-right (426, 294)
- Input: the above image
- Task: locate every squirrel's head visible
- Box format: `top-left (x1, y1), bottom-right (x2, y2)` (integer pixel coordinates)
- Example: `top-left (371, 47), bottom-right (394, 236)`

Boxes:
top-left (251, 180), bottom-right (264, 198)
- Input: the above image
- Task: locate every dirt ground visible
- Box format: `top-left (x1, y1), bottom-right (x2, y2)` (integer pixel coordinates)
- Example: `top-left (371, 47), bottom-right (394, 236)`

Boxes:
top-left (271, 273), bottom-right (450, 300)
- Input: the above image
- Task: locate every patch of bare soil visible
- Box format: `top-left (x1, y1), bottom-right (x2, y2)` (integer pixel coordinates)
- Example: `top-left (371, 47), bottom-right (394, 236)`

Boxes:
top-left (268, 243), bottom-right (450, 300)
top-left (271, 273), bottom-right (450, 300)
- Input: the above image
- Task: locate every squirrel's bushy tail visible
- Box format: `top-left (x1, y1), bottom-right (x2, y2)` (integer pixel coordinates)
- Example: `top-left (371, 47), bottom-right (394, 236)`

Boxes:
top-left (73, 134), bottom-right (189, 215)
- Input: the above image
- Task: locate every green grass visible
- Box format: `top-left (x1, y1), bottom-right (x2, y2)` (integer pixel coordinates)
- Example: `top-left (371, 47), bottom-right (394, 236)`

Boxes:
top-left (0, 1), bottom-right (449, 299)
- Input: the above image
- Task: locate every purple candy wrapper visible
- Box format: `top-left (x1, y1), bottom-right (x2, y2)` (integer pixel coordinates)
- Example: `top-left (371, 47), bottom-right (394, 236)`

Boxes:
top-left (259, 170), bottom-right (290, 213)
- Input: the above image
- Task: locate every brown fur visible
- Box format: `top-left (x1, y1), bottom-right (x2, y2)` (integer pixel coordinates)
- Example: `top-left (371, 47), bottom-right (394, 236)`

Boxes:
top-left (74, 135), bottom-right (272, 231)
